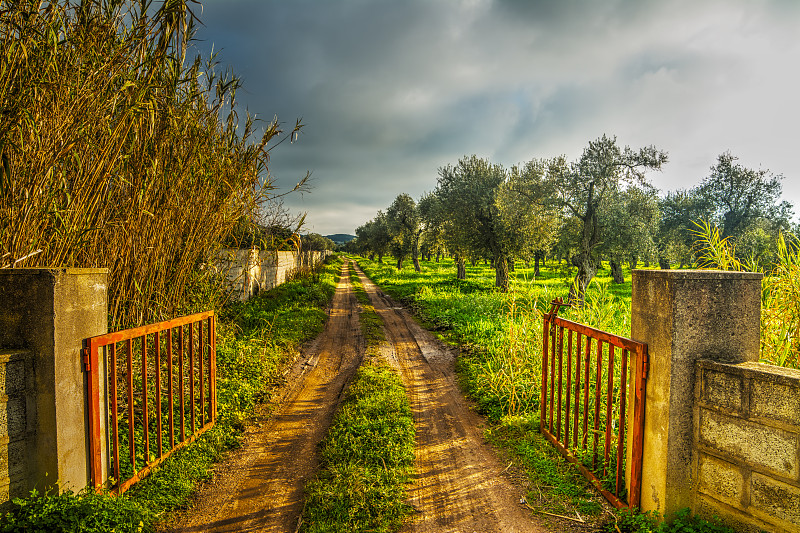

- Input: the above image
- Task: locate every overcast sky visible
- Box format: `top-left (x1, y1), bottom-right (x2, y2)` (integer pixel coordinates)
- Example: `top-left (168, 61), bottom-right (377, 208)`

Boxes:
top-left (193, 0), bottom-right (800, 236)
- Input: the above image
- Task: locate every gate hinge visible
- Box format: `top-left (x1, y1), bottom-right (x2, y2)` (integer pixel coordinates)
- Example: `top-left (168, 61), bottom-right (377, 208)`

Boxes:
top-left (83, 348), bottom-right (91, 372)
top-left (642, 353), bottom-right (649, 380)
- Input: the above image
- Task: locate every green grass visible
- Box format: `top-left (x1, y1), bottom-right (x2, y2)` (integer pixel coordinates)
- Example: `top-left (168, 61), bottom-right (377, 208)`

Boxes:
top-left (349, 263), bottom-right (386, 349)
top-left (301, 361), bottom-right (415, 533)
top-left (0, 256), bottom-right (344, 533)
top-left (485, 414), bottom-right (603, 519)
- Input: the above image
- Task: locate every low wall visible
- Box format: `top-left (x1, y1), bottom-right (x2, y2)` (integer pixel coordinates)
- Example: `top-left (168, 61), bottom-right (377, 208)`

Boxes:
top-left (213, 249), bottom-right (332, 301)
top-left (693, 359), bottom-right (800, 532)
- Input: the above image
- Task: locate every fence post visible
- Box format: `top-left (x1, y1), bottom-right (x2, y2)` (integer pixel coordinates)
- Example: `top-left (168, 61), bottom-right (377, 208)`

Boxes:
top-left (629, 269), bottom-right (762, 519)
top-left (0, 268), bottom-right (108, 496)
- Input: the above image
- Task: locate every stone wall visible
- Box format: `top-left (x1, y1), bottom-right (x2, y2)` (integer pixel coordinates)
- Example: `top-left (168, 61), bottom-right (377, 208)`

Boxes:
top-left (0, 349), bottom-right (31, 509)
top-left (693, 359), bottom-right (800, 532)
top-left (213, 249), bottom-right (332, 301)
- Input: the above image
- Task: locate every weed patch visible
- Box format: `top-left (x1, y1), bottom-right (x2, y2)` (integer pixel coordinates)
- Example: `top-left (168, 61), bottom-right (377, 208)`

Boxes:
top-left (301, 361), bottom-right (415, 533)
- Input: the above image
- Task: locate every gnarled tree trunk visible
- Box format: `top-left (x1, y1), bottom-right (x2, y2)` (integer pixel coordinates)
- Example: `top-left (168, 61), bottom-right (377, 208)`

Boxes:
top-left (456, 256), bottom-right (466, 279)
top-left (568, 253), bottom-right (597, 306)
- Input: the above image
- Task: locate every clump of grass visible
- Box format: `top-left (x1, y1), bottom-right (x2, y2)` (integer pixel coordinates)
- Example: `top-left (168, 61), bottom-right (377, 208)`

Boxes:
top-left (603, 507), bottom-right (734, 533)
top-left (301, 361), bottom-right (415, 533)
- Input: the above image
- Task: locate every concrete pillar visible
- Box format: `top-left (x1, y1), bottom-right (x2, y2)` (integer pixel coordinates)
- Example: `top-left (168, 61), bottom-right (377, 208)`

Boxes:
top-left (0, 268), bottom-right (108, 494)
top-left (630, 269), bottom-right (762, 518)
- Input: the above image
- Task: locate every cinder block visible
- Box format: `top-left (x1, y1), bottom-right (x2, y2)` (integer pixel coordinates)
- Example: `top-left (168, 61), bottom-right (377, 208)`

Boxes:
top-left (0, 439), bottom-right (26, 478)
top-left (751, 379), bottom-right (800, 427)
top-left (0, 359), bottom-right (25, 397)
top-left (0, 398), bottom-right (25, 439)
top-left (699, 408), bottom-right (797, 478)
top-left (702, 369), bottom-right (743, 411)
top-left (697, 453), bottom-right (744, 507)
top-left (750, 473), bottom-right (800, 529)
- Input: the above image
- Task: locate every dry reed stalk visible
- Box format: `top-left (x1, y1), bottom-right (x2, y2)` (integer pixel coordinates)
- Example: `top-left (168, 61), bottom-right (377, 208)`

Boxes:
top-left (0, 1), bottom-right (306, 328)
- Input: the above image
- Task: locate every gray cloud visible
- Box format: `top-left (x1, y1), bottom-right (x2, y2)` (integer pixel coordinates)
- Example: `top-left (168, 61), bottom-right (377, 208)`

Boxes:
top-left (194, 0), bottom-right (800, 234)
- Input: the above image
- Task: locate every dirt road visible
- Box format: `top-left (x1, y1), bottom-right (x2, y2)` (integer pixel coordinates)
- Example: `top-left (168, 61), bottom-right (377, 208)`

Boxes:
top-left (353, 264), bottom-right (547, 533)
top-left (163, 260), bottom-right (548, 532)
top-left (165, 261), bottom-right (364, 532)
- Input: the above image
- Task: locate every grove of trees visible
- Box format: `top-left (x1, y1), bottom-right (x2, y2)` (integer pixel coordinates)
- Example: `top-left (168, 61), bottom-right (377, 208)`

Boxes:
top-left (352, 135), bottom-right (794, 305)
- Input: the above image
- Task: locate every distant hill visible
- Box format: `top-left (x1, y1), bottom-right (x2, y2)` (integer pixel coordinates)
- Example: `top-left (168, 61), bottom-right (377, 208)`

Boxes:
top-left (325, 233), bottom-right (356, 245)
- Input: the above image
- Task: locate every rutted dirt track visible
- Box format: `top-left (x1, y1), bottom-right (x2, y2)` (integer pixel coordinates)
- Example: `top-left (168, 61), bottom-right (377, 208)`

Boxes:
top-left (163, 260), bottom-right (548, 532)
top-left (165, 261), bottom-right (364, 532)
top-left (354, 264), bottom-right (546, 533)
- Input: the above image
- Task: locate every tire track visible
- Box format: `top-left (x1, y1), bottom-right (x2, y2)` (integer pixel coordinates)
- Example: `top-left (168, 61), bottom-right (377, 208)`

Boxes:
top-left (165, 261), bottom-right (363, 533)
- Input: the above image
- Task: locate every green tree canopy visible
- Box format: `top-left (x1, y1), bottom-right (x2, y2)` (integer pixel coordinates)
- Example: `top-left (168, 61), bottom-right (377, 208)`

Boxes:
top-left (698, 151), bottom-right (790, 239)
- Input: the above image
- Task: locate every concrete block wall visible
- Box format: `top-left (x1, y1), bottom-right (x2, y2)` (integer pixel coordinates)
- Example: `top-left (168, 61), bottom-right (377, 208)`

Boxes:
top-left (693, 359), bottom-right (800, 532)
top-left (0, 349), bottom-right (32, 508)
top-left (213, 249), bottom-right (332, 301)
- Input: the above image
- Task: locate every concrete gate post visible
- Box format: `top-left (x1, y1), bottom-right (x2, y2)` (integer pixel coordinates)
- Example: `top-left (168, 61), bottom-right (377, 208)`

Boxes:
top-left (0, 268), bottom-right (108, 495)
top-left (630, 269), bottom-right (762, 518)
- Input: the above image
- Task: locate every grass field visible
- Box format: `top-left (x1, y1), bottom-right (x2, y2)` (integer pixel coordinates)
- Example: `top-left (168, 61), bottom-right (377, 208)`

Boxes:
top-left (357, 256), bottom-right (637, 418)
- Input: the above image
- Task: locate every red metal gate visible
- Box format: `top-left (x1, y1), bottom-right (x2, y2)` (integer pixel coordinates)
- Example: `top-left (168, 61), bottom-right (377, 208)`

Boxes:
top-left (84, 311), bottom-right (216, 493)
top-left (540, 299), bottom-right (648, 508)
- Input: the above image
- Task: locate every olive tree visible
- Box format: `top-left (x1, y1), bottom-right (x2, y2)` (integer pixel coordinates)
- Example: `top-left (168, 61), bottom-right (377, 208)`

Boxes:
top-left (698, 152), bottom-right (788, 239)
top-left (385, 193), bottom-right (421, 270)
top-left (521, 135), bottom-right (667, 304)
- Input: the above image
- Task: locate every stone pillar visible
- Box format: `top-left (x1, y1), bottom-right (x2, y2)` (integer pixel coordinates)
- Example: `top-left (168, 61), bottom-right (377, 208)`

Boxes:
top-left (0, 268), bottom-right (108, 494)
top-left (629, 269), bottom-right (762, 518)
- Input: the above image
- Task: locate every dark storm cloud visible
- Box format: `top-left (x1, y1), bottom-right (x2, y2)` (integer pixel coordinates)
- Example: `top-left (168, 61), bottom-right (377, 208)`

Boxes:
top-left (194, 0), bottom-right (800, 234)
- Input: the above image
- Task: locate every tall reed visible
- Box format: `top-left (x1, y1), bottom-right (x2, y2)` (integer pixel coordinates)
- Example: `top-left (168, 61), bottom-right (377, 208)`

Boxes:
top-left (0, 1), bottom-right (303, 328)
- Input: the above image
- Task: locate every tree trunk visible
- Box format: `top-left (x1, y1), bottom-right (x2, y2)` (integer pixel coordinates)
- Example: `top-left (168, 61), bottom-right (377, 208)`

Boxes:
top-left (658, 257), bottom-right (670, 269)
top-left (533, 250), bottom-right (543, 277)
top-left (412, 231), bottom-right (421, 272)
top-left (508, 258), bottom-right (515, 272)
top-left (644, 259), bottom-right (650, 267)
top-left (378, 254), bottom-right (383, 263)
top-left (369, 252), bottom-right (375, 261)
top-left (568, 253), bottom-right (597, 306)
top-left (495, 253), bottom-right (509, 291)
top-left (629, 254), bottom-right (638, 270)
top-left (610, 258), bottom-right (624, 284)
top-left (456, 257), bottom-right (466, 280)
top-left (436, 251), bottom-right (441, 262)
top-left (396, 257), bottom-right (403, 269)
